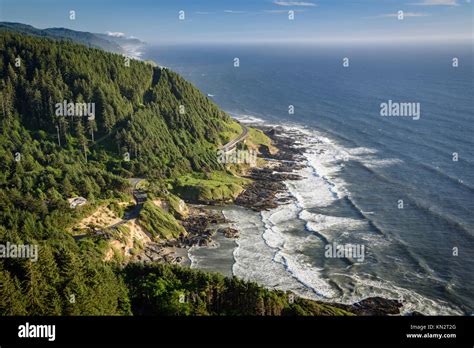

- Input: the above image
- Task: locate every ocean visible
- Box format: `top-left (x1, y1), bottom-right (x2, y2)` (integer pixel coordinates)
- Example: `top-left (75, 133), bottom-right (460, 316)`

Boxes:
top-left (143, 43), bottom-right (473, 315)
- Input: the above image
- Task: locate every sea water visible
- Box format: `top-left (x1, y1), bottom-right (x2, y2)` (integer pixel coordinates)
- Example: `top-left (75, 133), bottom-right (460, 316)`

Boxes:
top-left (144, 43), bottom-right (473, 315)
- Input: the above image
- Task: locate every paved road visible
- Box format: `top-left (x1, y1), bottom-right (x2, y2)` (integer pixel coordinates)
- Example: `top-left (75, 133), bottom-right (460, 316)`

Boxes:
top-left (92, 119), bottom-right (248, 154)
top-left (74, 122), bottom-right (248, 241)
top-left (221, 123), bottom-right (249, 152)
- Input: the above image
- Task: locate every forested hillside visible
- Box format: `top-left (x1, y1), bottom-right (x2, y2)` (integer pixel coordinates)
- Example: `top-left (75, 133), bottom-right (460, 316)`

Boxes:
top-left (125, 264), bottom-right (353, 316)
top-left (0, 30), bottom-right (236, 251)
top-left (1, 31), bottom-right (235, 175)
top-left (0, 31), bottom-right (237, 314)
top-left (0, 32), bottom-right (351, 316)
top-left (0, 22), bottom-right (129, 54)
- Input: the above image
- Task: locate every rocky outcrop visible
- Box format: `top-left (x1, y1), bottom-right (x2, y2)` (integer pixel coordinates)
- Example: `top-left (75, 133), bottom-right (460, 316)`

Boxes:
top-left (331, 296), bottom-right (403, 316)
top-left (133, 206), bottom-right (228, 264)
top-left (219, 227), bottom-right (239, 239)
top-left (235, 126), bottom-right (306, 212)
top-left (180, 207), bottom-right (226, 247)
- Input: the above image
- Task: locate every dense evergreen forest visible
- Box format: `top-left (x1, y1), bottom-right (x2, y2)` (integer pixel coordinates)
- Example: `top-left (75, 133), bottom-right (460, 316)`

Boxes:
top-left (125, 264), bottom-right (352, 316)
top-left (0, 31), bottom-right (351, 316)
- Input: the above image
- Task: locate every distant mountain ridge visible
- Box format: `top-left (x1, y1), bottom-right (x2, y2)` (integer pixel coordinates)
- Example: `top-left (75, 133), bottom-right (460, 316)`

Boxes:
top-left (0, 22), bottom-right (144, 57)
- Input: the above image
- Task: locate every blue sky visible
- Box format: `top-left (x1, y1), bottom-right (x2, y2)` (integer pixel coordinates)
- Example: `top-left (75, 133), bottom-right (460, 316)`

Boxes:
top-left (0, 0), bottom-right (472, 43)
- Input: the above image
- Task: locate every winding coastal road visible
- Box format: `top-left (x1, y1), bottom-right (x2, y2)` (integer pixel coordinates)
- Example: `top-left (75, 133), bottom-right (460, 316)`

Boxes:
top-left (92, 120), bottom-right (248, 154)
top-left (221, 123), bottom-right (249, 152)
top-left (74, 123), bottom-right (247, 241)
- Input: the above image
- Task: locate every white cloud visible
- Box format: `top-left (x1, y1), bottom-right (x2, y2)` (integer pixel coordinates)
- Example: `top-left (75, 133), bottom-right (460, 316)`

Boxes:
top-left (410, 0), bottom-right (459, 5)
top-left (265, 9), bottom-right (306, 13)
top-left (376, 12), bottom-right (429, 17)
top-left (224, 10), bottom-right (246, 13)
top-left (273, 1), bottom-right (317, 7)
top-left (106, 31), bottom-right (125, 37)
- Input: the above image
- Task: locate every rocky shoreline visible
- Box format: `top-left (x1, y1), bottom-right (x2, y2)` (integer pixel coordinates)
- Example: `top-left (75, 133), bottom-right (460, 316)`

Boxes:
top-left (236, 125), bottom-right (407, 315)
top-left (236, 126), bottom-right (305, 211)
top-left (131, 126), bottom-right (307, 264)
top-left (134, 123), bottom-right (408, 316)
top-left (133, 206), bottom-right (230, 265)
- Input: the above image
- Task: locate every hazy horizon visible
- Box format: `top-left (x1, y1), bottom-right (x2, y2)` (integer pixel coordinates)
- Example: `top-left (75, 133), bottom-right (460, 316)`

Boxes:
top-left (1, 0), bottom-right (472, 45)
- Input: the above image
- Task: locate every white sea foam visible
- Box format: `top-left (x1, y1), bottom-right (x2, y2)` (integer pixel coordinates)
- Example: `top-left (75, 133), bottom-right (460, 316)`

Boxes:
top-left (285, 170), bottom-right (337, 209)
top-left (242, 122), bottom-right (366, 300)
top-left (188, 241), bottom-right (220, 268)
top-left (258, 203), bottom-right (337, 298)
top-left (276, 251), bottom-right (338, 298)
top-left (220, 116), bottom-right (463, 314)
top-left (231, 113), bottom-right (266, 125)
top-left (332, 273), bottom-right (463, 315)
top-left (188, 245), bottom-right (199, 268)
top-left (300, 210), bottom-right (366, 241)
top-left (347, 147), bottom-right (378, 156)
top-left (227, 207), bottom-right (317, 297)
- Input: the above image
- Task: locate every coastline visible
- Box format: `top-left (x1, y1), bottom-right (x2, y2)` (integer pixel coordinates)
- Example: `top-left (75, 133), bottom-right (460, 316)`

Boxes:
top-left (181, 116), bottom-right (406, 315)
top-left (183, 115), bottom-right (464, 316)
top-left (2, 19), bottom-right (471, 323)
top-left (119, 42), bottom-right (464, 316)
top-left (104, 111), bottom-right (465, 315)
